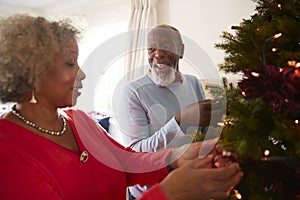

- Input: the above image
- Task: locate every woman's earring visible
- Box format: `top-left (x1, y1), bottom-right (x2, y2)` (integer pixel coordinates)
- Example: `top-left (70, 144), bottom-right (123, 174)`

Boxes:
top-left (29, 90), bottom-right (37, 104)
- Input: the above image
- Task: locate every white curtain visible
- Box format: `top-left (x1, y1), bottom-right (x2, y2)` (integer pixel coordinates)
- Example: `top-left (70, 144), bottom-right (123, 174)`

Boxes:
top-left (125, 0), bottom-right (157, 81)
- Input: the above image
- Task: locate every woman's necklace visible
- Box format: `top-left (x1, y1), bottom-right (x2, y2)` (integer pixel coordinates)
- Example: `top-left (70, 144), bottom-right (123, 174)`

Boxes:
top-left (11, 105), bottom-right (67, 136)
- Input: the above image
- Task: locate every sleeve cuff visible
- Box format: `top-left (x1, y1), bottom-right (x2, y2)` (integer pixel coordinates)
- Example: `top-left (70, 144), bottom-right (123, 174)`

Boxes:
top-left (164, 117), bottom-right (185, 135)
top-left (139, 183), bottom-right (168, 200)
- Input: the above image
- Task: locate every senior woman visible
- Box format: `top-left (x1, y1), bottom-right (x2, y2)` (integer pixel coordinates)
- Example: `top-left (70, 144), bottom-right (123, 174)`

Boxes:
top-left (0, 14), bottom-right (242, 200)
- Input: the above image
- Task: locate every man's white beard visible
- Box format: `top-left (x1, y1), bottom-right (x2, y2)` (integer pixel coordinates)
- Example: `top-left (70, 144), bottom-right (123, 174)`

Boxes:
top-left (151, 65), bottom-right (176, 87)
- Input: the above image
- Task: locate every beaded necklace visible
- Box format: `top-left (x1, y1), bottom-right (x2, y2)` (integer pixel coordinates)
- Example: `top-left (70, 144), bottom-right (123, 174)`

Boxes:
top-left (11, 105), bottom-right (67, 136)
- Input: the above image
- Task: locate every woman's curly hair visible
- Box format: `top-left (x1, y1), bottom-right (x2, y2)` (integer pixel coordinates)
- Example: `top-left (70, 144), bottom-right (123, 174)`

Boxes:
top-left (0, 14), bottom-right (82, 103)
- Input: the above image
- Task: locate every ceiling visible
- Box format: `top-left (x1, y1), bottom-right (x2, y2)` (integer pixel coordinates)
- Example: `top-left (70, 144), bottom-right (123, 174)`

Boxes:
top-left (0, 0), bottom-right (125, 15)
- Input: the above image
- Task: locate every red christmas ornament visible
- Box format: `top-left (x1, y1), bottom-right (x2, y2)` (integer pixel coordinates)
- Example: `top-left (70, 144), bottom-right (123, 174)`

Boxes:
top-left (295, 68), bottom-right (300, 77)
top-left (282, 61), bottom-right (300, 77)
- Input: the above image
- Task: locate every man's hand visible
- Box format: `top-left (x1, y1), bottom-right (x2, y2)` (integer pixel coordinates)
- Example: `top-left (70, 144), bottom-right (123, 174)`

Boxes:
top-left (175, 99), bottom-right (224, 132)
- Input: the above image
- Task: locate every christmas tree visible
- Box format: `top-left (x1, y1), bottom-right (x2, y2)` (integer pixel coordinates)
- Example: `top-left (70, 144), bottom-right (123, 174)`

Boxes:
top-left (213, 0), bottom-right (300, 199)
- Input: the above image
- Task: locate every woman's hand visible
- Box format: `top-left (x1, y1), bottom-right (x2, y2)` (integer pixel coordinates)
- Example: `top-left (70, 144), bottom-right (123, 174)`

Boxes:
top-left (160, 155), bottom-right (243, 200)
top-left (169, 138), bottom-right (220, 169)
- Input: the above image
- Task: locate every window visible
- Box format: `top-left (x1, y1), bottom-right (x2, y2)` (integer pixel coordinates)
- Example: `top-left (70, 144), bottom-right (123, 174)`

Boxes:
top-left (78, 22), bottom-right (127, 114)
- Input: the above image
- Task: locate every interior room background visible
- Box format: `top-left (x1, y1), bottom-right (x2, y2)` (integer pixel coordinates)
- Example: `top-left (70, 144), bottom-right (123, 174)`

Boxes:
top-left (0, 0), bottom-right (255, 142)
